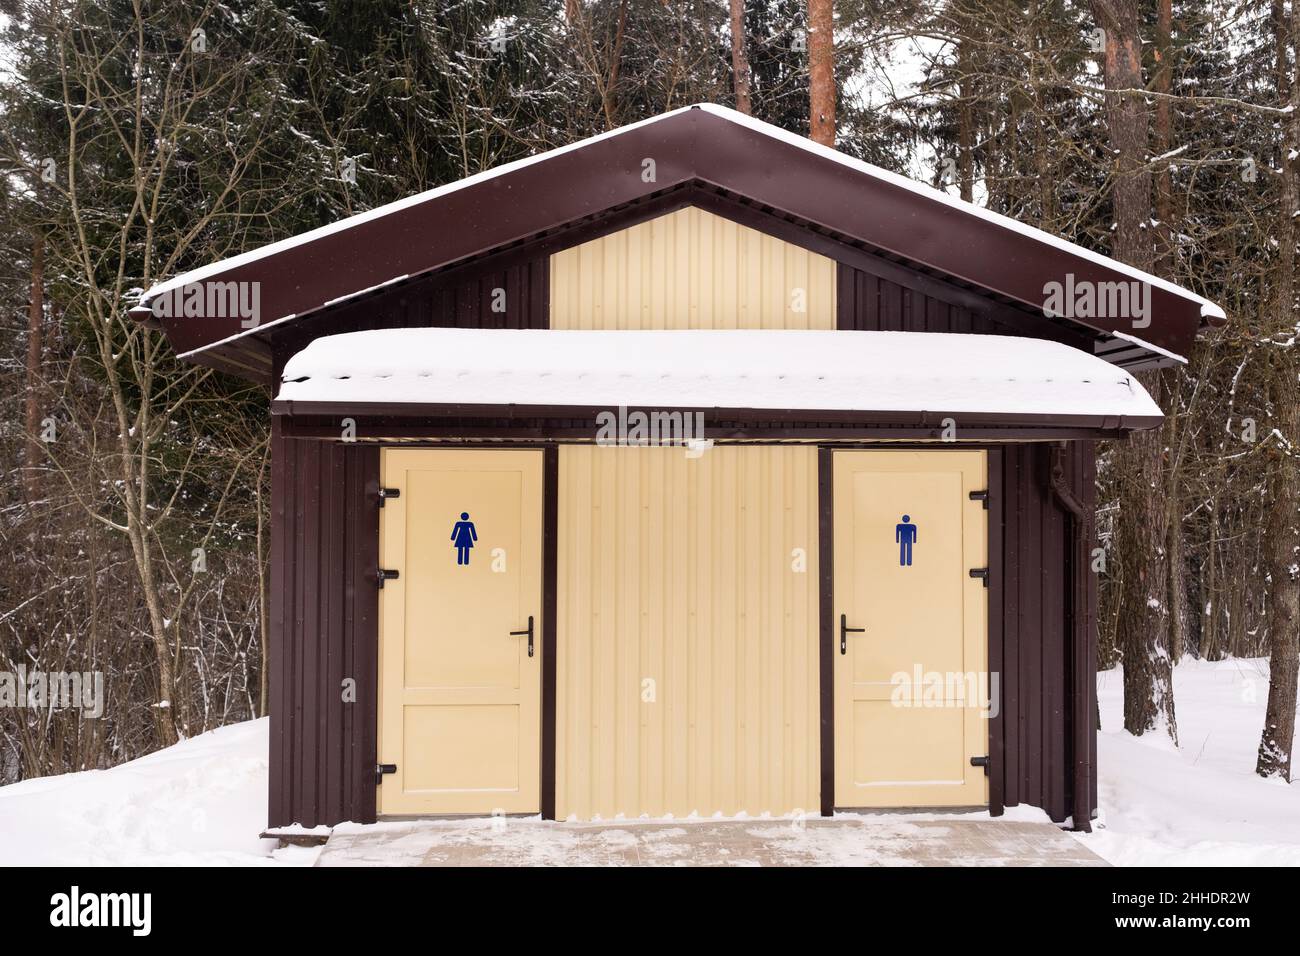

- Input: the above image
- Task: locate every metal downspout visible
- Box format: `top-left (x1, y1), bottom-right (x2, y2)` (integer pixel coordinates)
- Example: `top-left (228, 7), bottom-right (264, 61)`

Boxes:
top-left (1049, 443), bottom-right (1094, 834)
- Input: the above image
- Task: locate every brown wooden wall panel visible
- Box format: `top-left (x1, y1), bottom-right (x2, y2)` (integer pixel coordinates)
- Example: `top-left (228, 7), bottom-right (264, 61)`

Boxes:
top-left (269, 420), bottom-right (380, 828)
top-left (1076, 441), bottom-right (1100, 819)
top-left (271, 257), bottom-right (549, 382)
top-left (995, 442), bottom-right (1096, 824)
top-left (837, 263), bottom-right (1005, 335)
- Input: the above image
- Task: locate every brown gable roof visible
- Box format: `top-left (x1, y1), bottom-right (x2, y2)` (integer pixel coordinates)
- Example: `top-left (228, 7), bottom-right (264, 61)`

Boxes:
top-left (135, 104), bottom-right (1223, 380)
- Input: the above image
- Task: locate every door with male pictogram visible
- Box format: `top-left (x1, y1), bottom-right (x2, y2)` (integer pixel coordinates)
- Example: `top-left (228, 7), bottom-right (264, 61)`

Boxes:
top-left (833, 450), bottom-right (989, 809)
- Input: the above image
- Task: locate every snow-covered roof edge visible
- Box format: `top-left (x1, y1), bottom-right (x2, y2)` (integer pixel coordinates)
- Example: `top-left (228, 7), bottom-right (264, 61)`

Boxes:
top-left (275, 327), bottom-right (1164, 425)
top-left (1110, 330), bottom-right (1188, 365)
top-left (144, 104), bottom-right (1224, 324)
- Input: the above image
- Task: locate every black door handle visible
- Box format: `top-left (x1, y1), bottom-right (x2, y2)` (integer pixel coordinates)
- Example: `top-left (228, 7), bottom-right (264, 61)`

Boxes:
top-left (510, 615), bottom-right (535, 658)
top-left (840, 613), bottom-right (865, 654)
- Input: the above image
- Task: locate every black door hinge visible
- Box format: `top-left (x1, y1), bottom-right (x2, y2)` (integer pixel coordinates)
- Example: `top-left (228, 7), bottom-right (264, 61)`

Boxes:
top-left (377, 568), bottom-right (400, 588)
top-left (378, 487), bottom-right (401, 507)
top-left (376, 763), bottom-right (397, 784)
top-left (968, 567), bottom-right (989, 587)
top-left (969, 489), bottom-right (989, 509)
top-left (970, 755), bottom-right (990, 775)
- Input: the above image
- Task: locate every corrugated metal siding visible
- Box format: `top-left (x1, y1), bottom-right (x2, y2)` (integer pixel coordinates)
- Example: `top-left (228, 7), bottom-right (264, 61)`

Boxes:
top-left (268, 420), bottom-right (379, 828)
top-left (550, 207), bottom-right (836, 330)
top-left (270, 258), bottom-right (548, 380)
top-left (556, 445), bottom-right (820, 819)
top-left (996, 442), bottom-right (1096, 823)
top-left (837, 263), bottom-right (1005, 334)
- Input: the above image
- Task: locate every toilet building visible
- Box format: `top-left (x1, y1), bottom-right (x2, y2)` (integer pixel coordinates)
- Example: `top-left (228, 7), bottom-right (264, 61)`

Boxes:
top-left (135, 105), bottom-right (1223, 831)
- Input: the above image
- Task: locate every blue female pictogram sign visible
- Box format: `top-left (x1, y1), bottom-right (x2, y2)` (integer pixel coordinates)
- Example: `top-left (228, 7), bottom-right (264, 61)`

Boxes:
top-left (895, 514), bottom-right (917, 566)
top-left (451, 512), bottom-right (478, 565)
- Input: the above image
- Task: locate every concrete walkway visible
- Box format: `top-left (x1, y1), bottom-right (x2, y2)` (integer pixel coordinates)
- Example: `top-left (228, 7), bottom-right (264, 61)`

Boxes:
top-left (315, 818), bottom-right (1108, 867)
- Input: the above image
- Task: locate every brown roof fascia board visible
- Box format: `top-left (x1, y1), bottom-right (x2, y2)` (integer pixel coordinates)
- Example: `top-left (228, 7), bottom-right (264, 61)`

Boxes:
top-left (270, 400), bottom-right (1162, 436)
top-left (277, 421), bottom-right (1142, 442)
top-left (685, 114), bottom-right (1208, 354)
top-left (187, 182), bottom-right (1101, 381)
top-left (138, 108), bottom-right (1212, 363)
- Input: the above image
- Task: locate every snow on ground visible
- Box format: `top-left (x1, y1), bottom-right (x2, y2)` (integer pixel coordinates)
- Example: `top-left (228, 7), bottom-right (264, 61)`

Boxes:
top-left (1079, 657), bottom-right (1300, 866)
top-left (0, 658), bottom-right (1294, 866)
top-left (316, 816), bottom-right (1101, 867)
top-left (0, 719), bottom-right (313, 866)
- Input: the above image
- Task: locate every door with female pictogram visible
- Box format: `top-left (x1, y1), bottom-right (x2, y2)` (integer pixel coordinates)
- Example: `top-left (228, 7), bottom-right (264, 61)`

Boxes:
top-left (378, 449), bottom-right (542, 814)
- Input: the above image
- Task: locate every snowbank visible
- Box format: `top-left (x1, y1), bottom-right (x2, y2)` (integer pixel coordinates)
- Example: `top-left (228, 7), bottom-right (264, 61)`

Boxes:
top-left (0, 659), bottom-right (1293, 866)
top-left (1079, 657), bottom-right (1300, 866)
top-left (0, 719), bottom-right (309, 866)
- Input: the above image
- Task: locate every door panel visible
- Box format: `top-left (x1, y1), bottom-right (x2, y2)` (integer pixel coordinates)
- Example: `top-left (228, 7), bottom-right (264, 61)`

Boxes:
top-left (555, 446), bottom-right (821, 819)
top-left (379, 449), bottom-right (542, 814)
top-left (833, 450), bottom-right (988, 807)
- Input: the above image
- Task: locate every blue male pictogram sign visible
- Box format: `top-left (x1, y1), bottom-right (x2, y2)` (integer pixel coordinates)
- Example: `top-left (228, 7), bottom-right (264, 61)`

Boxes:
top-left (451, 512), bottom-right (478, 565)
top-left (895, 514), bottom-right (917, 566)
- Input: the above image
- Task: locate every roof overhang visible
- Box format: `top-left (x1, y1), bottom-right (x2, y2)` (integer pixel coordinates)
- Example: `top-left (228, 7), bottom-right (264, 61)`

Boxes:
top-left (271, 328), bottom-right (1164, 438)
top-left (136, 105), bottom-right (1223, 379)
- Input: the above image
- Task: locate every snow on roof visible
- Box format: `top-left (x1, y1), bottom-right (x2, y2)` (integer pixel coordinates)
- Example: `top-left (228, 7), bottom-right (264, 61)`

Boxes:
top-left (145, 103), bottom-right (1223, 325)
top-left (276, 328), bottom-right (1162, 422)
top-left (1109, 330), bottom-right (1188, 365)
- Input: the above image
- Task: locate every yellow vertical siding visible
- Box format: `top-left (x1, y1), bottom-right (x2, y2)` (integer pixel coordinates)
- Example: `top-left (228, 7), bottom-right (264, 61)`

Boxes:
top-left (549, 207), bottom-right (837, 330)
top-left (557, 445), bottom-right (820, 820)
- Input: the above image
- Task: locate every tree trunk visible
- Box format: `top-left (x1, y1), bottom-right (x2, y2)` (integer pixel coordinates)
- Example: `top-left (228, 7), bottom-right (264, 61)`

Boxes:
top-left (1165, 376), bottom-right (1188, 664)
top-left (1228, 553), bottom-right (1247, 657)
top-left (808, 0), bottom-right (835, 146)
top-left (1093, 0), bottom-right (1152, 271)
top-left (601, 0), bottom-right (630, 130)
top-left (1257, 0), bottom-right (1300, 780)
top-left (1168, 496), bottom-right (1187, 662)
top-left (1092, 0), bottom-right (1177, 740)
top-left (1153, 0), bottom-right (1174, 275)
top-left (1031, 5), bottom-right (1053, 226)
top-left (1114, 373), bottom-right (1178, 742)
top-left (1201, 498), bottom-right (1219, 660)
top-left (24, 234), bottom-right (44, 503)
top-left (958, 70), bottom-right (974, 202)
top-left (127, 513), bottom-right (181, 745)
top-left (1257, 400), bottom-right (1299, 778)
top-left (984, 110), bottom-right (1000, 212)
top-left (729, 0), bottom-right (751, 115)
top-left (955, 4), bottom-right (975, 202)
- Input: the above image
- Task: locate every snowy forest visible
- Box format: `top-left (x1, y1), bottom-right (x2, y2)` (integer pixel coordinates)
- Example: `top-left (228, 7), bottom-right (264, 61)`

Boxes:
top-left (0, 0), bottom-right (1295, 790)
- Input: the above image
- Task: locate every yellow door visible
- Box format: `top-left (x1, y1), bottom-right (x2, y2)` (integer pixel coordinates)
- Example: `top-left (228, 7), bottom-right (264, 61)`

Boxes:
top-left (379, 449), bottom-right (543, 814)
top-left (833, 450), bottom-right (988, 808)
